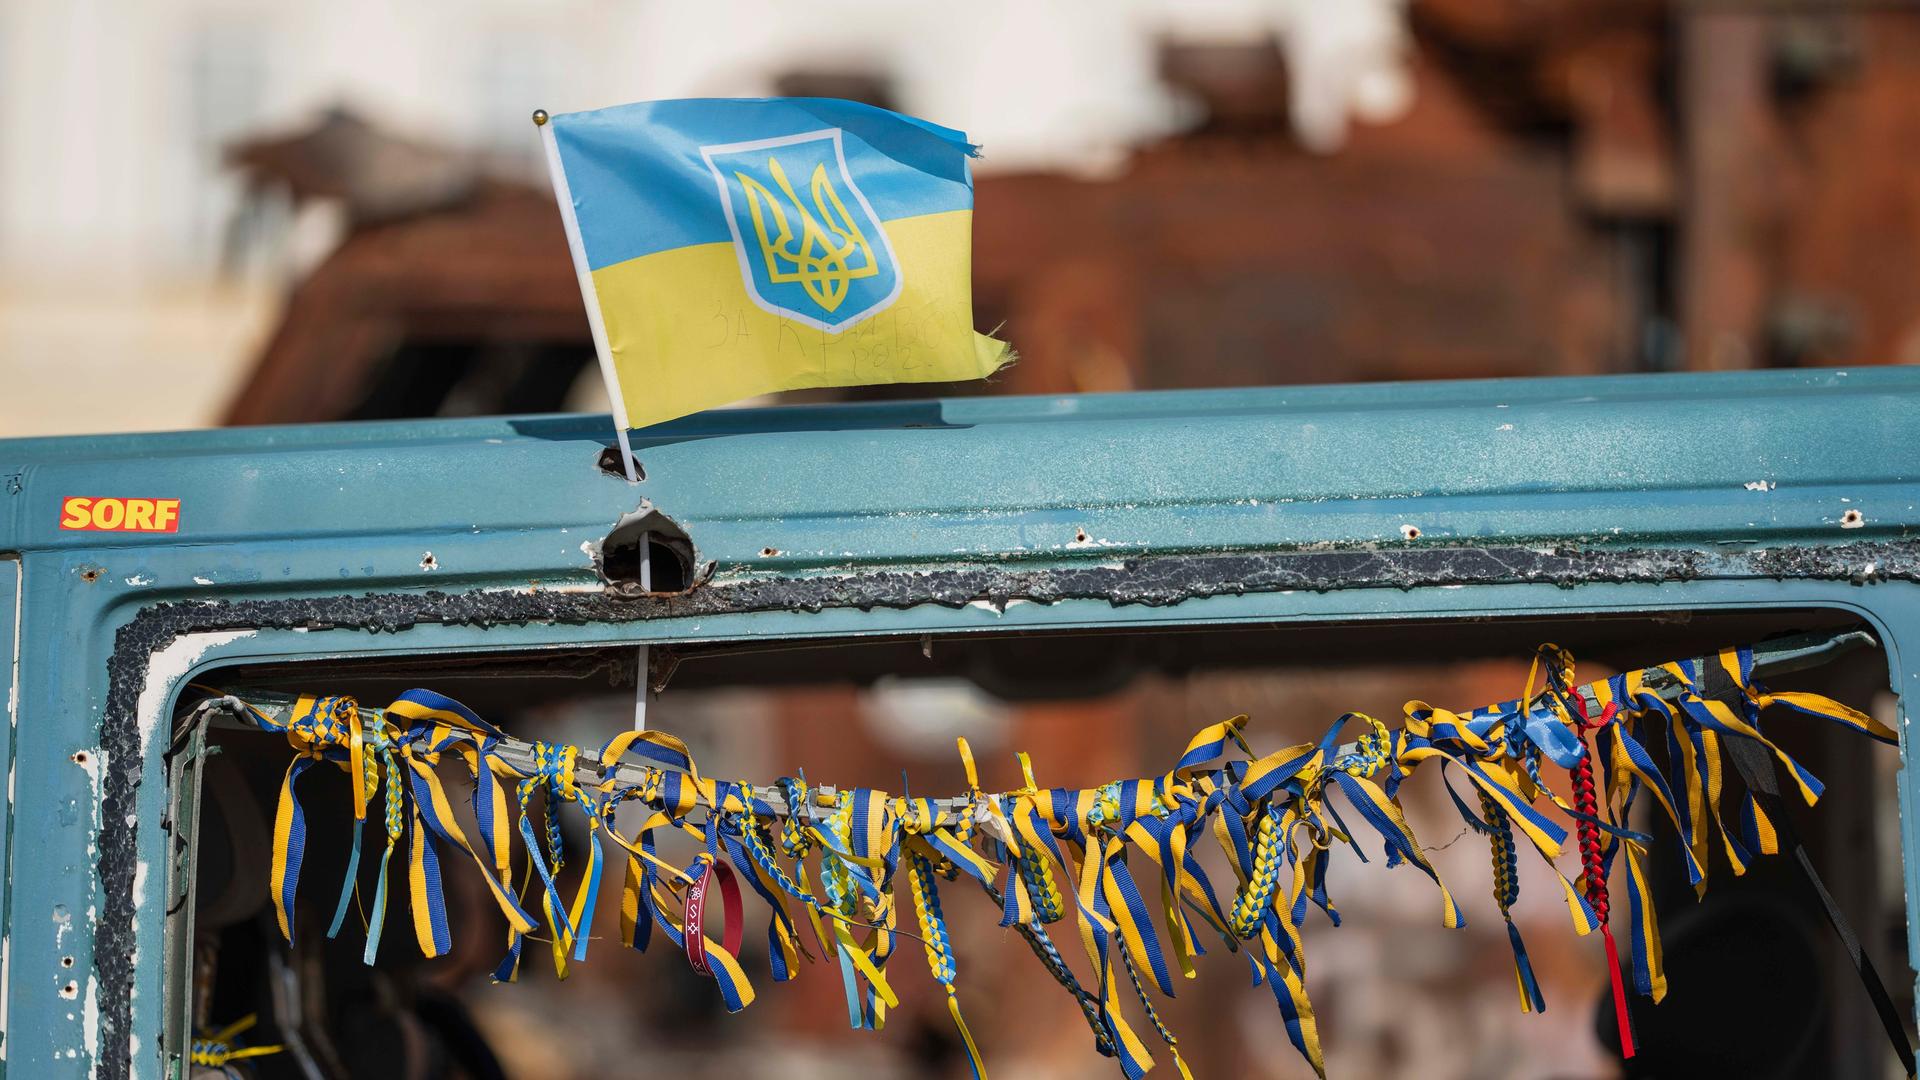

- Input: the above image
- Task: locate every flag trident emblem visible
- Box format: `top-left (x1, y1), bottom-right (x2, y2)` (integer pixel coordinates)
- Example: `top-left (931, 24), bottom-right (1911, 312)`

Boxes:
top-left (736, 156), bottom-right (877, 313)
top-left (703, 129), bottom-right (903, 332)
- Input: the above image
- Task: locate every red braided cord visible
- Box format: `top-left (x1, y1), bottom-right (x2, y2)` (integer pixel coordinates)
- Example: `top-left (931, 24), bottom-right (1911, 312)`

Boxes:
top-left (1572, 745), bottom-right (1610, 922)
top-left (1574, 727), bottom-right (1635, 1058)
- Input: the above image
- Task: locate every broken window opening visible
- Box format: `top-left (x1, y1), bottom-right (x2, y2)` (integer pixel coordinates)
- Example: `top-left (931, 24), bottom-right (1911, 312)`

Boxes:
top-left (163, 606), bottom-right (1907, 1079)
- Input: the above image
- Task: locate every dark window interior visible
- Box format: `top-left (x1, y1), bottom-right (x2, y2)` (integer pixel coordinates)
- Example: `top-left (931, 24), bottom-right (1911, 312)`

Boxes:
top-left (172, 607), bottom-right (1909, 1079)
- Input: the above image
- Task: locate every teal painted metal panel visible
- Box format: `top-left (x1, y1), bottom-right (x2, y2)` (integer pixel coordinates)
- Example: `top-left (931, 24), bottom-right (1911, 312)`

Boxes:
top-left (0, 555), bottom-right (15, 1069)
top-left (1, 368), bottom-right (1916, 575)
top-left (0, 368), bottom-right (1915, 1076)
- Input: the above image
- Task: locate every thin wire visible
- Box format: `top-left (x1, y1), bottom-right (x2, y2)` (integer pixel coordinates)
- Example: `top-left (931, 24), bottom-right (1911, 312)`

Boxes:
top-left (1422, 824), bottom-right (1476, 852)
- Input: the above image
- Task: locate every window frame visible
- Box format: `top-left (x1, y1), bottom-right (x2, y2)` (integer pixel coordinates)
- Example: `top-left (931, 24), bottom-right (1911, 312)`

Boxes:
top-left (137, 572), bottom-right (1920, 1078)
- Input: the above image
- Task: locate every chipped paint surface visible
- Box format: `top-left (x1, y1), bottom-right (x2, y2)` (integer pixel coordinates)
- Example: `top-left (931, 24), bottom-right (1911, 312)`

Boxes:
top-left (134, 631), bottom-right (254, 761)
top-left (82, 975), bottom-right (97, 1068)
top-left (2, 559), bottom-right (19, 1059)
top-left (74, 748), bottom-right (104, 797)
top-left (5, 560), bottom-right (17, 728)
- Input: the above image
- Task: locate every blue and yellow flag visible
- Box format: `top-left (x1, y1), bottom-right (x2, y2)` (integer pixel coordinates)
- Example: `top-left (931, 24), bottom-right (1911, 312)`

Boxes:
top-left (539, 98), bottom-right (1011, 430)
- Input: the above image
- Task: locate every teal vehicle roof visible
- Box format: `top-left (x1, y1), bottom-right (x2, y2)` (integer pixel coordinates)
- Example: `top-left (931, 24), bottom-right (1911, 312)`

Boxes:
top-left (9, 366), bottom-right (1920, 1080)
top-left (1, 368), bottom-right (1915, 576)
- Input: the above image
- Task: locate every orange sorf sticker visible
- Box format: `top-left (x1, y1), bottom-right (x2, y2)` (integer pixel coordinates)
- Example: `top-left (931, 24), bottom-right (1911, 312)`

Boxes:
top-left (60, 497), bottom-right (181, 533)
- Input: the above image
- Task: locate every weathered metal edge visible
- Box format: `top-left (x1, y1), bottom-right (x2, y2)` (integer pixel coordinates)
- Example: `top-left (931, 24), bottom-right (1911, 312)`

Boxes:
top-left (97, 538), bottom-right (1920, 1076)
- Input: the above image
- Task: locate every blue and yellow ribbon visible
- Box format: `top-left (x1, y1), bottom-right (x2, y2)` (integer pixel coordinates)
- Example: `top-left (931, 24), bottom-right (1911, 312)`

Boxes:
top-left (228, 635), bottom-right (1896, 1080)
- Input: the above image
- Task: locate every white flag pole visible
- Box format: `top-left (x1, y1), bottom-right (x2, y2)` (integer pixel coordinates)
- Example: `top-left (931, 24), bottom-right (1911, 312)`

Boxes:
top-left (539, 107), bottom-right (650, 831)
top-left (635, 537), bottom-right (651, 725)
top-left (534, 109), bottom-right (640, 483)
top-left (620, 548), bottom-right (651, 833)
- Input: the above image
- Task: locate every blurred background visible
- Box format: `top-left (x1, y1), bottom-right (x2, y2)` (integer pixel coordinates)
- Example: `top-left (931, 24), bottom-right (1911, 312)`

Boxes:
top-left (7, 2), bottom-right (1915, 1079)
top-left (5, 0), bottom-right (1920, 434)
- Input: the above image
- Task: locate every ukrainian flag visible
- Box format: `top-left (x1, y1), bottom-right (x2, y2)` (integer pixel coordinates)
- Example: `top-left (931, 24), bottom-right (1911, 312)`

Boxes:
top-left (538, 98), bottom-right (1011, 430)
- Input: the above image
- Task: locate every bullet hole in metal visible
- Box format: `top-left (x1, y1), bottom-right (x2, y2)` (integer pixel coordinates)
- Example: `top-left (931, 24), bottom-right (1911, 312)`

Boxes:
top-left (601, 507), bottom-right (695, 593)
top-left (597, 446), bottom-right (646, 481)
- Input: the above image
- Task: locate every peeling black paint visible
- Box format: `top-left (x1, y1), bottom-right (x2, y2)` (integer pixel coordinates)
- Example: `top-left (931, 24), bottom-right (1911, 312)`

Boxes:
top-left (96, 537), bottom-right (1920, 1075)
